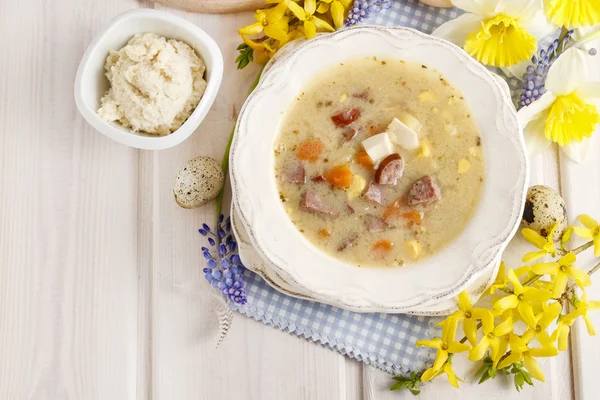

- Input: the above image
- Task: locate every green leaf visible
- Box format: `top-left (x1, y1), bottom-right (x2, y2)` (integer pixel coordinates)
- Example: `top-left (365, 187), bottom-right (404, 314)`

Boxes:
top-left (410, 371), bottom-right (417, 380)
top-left (522, 370), bottom-right (534, 386)
top-left (409, 389), bottom-right (421, 396)
top-left (392, 376), bottom-right (409, 382)
top-left (514, 372), bottom-right (525, 392)
top-left (478, 370), bottom-right (491, 385)
top-left (390, 382), bottom-right (405, 391)
top-left (237, 43), bottom-right (249, 50)
top-left (488, 367), bottom-right (498, 379)
top-left (475, 363), bottom-right (488, 378)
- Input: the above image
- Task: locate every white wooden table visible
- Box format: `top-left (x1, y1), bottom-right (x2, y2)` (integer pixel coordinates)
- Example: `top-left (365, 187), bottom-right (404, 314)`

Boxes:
top-left (1, 1), bottom-right (599, 399)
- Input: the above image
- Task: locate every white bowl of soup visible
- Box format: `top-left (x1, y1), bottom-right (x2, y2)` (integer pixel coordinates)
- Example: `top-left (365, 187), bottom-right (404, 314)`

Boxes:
top-left (230, 26), bottom-right (528, 313)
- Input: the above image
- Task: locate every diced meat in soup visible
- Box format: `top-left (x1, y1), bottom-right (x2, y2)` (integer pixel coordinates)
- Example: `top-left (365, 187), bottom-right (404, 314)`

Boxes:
top-left (407, 176), bottom-right (441, 206)
top-left (275, 57), bottom-right (484, 267)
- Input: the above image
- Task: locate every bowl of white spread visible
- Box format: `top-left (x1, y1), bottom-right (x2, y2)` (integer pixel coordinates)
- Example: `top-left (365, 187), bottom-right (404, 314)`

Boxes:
top-left (74, 9), bottom-right (223, 150)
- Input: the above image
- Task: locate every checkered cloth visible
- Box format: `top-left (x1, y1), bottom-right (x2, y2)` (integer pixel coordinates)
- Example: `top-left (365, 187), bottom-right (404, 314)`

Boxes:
top-left (230, 0), bottom-right (488, 377)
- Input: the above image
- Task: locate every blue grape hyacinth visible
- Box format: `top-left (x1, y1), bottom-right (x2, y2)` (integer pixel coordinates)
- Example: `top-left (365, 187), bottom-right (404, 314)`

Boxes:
top-left (519, 30), bottom-right (574, 109)
top-left (345, 0), bottom-right (392, 27)
top-left (199, 215), bottom-right (247, 305)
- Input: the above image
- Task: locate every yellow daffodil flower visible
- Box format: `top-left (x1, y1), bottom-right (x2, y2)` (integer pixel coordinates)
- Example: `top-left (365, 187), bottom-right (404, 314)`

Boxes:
top-left (432, 0), bottom-right (555, 67)
top-left (518, 47), bottom-right (600, 163)
top-left (521, 223), bottom-right (558, 263)
top-left (545, 0), bottom-right (600, 28)
top-left (317, 0), bottom-right (352, 28)
top-left (238, 3), bottom-right (290, 42)
top-left (498, 334), bottom-right (558, 381)
top-left (532, 252), bottom-right (592, 297)
top-left (417, 317), bottom-right (471, 381)
top-left (522, 302), bottom-right (562, 347)
top-left (286, 0), bottom-right (335, 39)
top-left (468, 310), bottom-right (513, 367)
top-left (574, 290), bottom-right (600, 336)
top-left (494, 269), bottom-right (552, 328)
top-left (573, 214), bottom-right (600, 257)
top-left (552, 309), bottom-right (584, 350)
top-left (452, 291), bottom-right (495, 345)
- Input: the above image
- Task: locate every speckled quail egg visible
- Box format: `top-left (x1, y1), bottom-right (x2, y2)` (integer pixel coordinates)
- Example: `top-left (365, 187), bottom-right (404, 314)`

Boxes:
top-left (174, 156), bottom-right (225, 209)
top-left (522, 185), bottom-right (567, 241)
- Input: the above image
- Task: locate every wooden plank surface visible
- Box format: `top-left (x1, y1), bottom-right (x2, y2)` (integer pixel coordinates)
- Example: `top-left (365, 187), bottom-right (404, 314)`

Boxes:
top-left (0, 0), bottom-right (597, 399)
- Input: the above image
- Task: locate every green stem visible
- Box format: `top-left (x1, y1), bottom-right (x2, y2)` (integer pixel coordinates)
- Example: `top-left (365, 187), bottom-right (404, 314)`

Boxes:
top-left (214, 66), bottom-right (265, 222)
top-left (568, 28), bottom-right (600, 50)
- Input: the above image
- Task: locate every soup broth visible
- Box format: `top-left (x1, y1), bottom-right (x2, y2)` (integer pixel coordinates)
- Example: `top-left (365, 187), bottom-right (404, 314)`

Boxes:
top-left (274, 57), bottom-right (484, 268)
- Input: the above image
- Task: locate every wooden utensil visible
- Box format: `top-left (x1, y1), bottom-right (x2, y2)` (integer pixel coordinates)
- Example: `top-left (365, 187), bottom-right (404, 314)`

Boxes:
top-left (156, 0), bottom-right (264, 13)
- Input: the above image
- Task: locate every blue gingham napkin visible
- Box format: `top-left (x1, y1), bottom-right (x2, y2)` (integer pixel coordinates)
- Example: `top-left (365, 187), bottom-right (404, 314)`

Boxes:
top-left (230, 0), bottom-right (473, 376)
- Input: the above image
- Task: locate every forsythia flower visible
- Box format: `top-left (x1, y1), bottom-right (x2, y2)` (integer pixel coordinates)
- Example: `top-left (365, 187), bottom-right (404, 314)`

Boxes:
top-left (417, 317), bottom-right (470, 382)
top-left (552, 309), bottom-right (584, 351)
top-left (317, 0), bottom-right (352, 28)
top-left (238, 4), bottom-right (290, 42)
top-left (241, 36), bottom-right (278, 64)
top-left (286, 0), bottom-right (335, 39)
top-left (468, 311), bottom-right (512, 367)
top-left (518, 47), bottom-right (600, 162)
top-left (573, 215), bottom-right (600, 257)
top-left (431, 0), bottom-right (554, 67)
top-left (521, 223), bottom-right (559, 262)
top-left (494, 269), bottom-right (552, 328)
top-left (453, 291), bottom-right (494, 345)
top-left (545, 0), bottom-right (600, 28)
top-left (498, 334), bottom-right (558, 382)
top-left (489, 262), bottom-right (508, 294)
top-left (574, 290), bottom-right (600, 336)
top-left (532, 252), bottom-right (592, 297)
top-left (522, 302), bottom-right (562, 347)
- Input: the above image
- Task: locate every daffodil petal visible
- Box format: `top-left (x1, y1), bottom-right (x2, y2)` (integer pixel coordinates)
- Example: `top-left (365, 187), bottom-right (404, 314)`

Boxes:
top-left (519, 91), bottom-right (556, 124)
top-left (431, 13), bottom-right (485, 46)
top-left (577, 82), bottom-right (600, 106)
top-left (463, 318), bottom-right (478, 345)
top-left (447, 342), bottom-right (472, 353)
top-left (524, 355), bottom-right (546, 381)
top-left (468, 336), bottom-right (490, 361)
top-left (518, 301), bottom-right (538, 328)
top-left (553, 272), bottom-right (569, 298)
top-left (522, 111), bottom-right (553, 156)
top-left (545, 0), bottom-right (600, 28)
top-left (451, 0), bottom-right (497, 17)
top-left (532, 262), bottom-right (560, 275)
top-left (546, 47), bottom-right (588, 95)
top-left (579, 214), bottom-right (599, 229)
top-left (494, 0), bottom-right (539, 23)
top-left (520, 6), bottom-right (557, 38)
top-left (562, 138), bottom-right (593, 163)
top-left (499, 352), bottom-right (523, 370)
top-left (495, 295), bottom-right (519, 311)
top-left (416, 338), bottom-right (443, 349)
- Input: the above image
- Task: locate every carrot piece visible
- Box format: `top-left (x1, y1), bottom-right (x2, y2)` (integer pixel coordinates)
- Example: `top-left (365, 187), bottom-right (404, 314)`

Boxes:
top-left (325, 164), bottom-right (354, 188)
top-left (383, 198), bottom-right (404, 220)
top-left (355, 151), bottom-right (374, 169)
top-left (297, 139), bottom-right (324, 162)
top-left (372, 240), bottom-right (393, 257)
top-left (368, 124), bottom-right (386, 136)
top-left (401, 210), bottom-right (424, 227)
top-left (319, 229), bottom-right (331, 238)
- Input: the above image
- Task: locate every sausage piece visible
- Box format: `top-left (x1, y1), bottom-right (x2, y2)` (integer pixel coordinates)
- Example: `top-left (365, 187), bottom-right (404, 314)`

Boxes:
top-left (407, 176), bottom-right (441, 206)
top-left (331, 108), bottom-right (361, 127)
top-left (338, 234), bottom-right (358, 252)
top-left (343, 127), bottom-right (358, 142)
top-left (301, 191), bottom-right (336, 215)
top-left (374, 154), bottom-right (404, 185)
top-left (281, 162), bottom-right (306, 184)
top-left (363, 182), bottom-right (384, 205)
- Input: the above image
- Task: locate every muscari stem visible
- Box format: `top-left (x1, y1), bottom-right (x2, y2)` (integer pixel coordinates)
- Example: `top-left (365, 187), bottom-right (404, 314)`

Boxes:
top-left (214, 67), bottom-right (265, 223)
top-left (569, 27), bottom-right (600, 50)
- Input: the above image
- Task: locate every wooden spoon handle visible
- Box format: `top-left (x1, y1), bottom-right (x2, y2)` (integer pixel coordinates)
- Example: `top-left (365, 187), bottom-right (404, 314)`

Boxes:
top-left (156, 0), bottom-right (265, 13)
